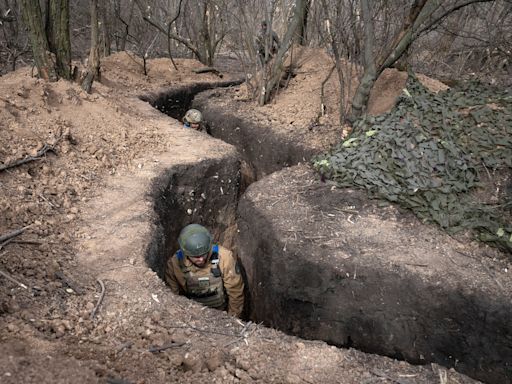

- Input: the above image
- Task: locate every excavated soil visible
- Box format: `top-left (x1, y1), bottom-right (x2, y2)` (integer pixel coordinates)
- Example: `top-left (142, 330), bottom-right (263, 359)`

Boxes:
top-left (0, 49), bottom-right (498, 384)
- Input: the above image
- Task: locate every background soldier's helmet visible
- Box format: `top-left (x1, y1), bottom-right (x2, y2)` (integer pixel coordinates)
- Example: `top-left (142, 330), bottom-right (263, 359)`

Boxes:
top-left (183, 109), bottom-right (203, 124)
top-left (178, 224), bottom-right (213, 257)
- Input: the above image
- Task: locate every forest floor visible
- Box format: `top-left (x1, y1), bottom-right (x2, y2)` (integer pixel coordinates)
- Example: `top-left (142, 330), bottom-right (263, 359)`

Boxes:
top-left (0, 50), bottom-right (486, 384)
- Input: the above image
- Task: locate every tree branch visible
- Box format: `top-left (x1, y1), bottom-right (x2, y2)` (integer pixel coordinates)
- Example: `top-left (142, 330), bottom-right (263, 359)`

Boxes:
top-left (416, 0), bottom-right (495, 37)
top-left (134, 0), bottom-right (199, 58)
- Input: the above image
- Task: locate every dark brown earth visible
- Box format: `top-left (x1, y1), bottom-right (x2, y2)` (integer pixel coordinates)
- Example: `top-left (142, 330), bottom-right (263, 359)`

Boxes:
top-left (0, 49), bottom-right (506, 384)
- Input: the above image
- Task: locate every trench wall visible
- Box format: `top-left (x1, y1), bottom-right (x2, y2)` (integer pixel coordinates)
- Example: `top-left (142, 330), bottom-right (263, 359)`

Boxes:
top-left (237, 167), bottom-right (512, 384)
top-left (140, 80), bottom-right (243, 121)
top-left (194, 91), bottom-right (318, 179)
top-left (145, 157), bottom-right (240, 279)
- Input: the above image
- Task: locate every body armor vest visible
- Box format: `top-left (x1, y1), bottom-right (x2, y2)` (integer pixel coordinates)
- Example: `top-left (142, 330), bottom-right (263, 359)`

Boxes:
top-left (178, 248), bottom-right (226, 310)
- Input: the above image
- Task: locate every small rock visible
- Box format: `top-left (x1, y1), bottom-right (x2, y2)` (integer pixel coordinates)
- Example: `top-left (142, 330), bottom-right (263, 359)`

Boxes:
top-left (235, 357), bottom-right (251, 372)
top-left (206, 351), bottom-right (224, 372)
top-left (235, 368), bottom-right (252, 382)
top-left (6, 323), bottom-right (19, 333)
top-left (182, 354), bottom-right (204, 373)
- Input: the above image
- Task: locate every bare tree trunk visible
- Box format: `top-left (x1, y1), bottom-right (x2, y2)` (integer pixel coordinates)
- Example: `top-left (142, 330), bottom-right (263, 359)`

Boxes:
top-left (259, 0), bottom-right (309, 105)
top-left (117, 0), bottom-right (134, 51)
top-left (20, 0), bottom-right (58, 81)
top-left (350, 0), bottom-right (377, 120)
top-left (166, 0), bottom-right (184, 70)
top-left (350, 0), bottom-right (435, 120)
top-left (47, 0), bottom-right (71, 79)
top-left (81, 0), bottom-right (100, 93)
top-left (99, 1), bottom-right (111, 56)
top-left (350, 0), bottom-right (495, 120)
top-left (296, 0), bottom-right (311, 45)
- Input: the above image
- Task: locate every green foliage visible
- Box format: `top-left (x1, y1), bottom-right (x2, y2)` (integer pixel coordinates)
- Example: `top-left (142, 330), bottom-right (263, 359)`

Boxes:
top-left (313, 74), bottom-right (512, 251)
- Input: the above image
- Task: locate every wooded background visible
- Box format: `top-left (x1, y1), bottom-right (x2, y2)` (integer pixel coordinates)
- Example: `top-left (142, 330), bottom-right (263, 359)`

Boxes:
top-left (1, 0), bottom-right (510, 118)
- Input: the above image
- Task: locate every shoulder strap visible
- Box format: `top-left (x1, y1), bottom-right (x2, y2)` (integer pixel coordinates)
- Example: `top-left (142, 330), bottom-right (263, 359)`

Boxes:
top-left (210, 245), bottom-right (221, 277)
top-left (211, 244), bottom-right (219, 259)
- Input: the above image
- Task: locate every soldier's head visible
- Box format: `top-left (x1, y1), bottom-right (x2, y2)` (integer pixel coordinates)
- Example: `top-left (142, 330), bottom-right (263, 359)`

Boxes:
top-left (178, 224), bottom-right (213, 267)
top-left (260, 20), bottom-right (268, 31)
top-left (183, 108), bottom-right (203, 130)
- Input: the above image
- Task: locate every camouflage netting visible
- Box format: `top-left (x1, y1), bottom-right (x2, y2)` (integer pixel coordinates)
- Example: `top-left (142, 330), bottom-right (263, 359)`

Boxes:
top-left (313, 74), bottom-right (512, 252)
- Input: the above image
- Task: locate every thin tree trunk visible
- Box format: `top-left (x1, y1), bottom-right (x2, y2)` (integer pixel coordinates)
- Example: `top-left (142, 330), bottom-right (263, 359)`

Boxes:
top-left (100, 2), bottom-right (111, 56)
top-left (118, 1), bottom-right (134, 51)
top-left (296, 0), bottom-right (311, 45)
top-left (350, 0), bottom-right (377, 120)
top-left (81, 0), bottom-right (100, 93)
top-left (350, 0), bottom-right (437, 120)
top-left (20, 0), bottom-right (58, 81)
top-left (259, 0), bottom-right (309, 105)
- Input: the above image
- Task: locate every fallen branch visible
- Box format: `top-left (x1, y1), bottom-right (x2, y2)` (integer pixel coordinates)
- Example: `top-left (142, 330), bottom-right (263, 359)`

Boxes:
top-left (0, 225), bottom-right (30, 244)
top-left (191, 66), bottom-right (223, 78)
top-left (148, 341), bottom-right (185, 353)
top-left (0, 144), bottom-right (54, 172)
top-left (0, 269), bottom-right (28, 289)
top-left (90, 279), bottom-right (106, 320)
top-left (0, 238), bottom-right (14, 251)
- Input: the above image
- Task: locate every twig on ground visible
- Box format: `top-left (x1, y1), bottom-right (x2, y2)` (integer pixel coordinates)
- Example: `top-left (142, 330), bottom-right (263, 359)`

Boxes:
top-left (11, 239), bottom-right (45, 245)
top-left (0, 269), bottom-right (28, 289)
top-left (0, 238), bottom-right (14, 251)
top-left (223, 321), bottom-right (256, 347)
top-left (0, 225), bottom-right (31, 244)
top-left (90, 279), bottom-right (106, 320)
top-left (148, 341), bottom-right (185, 353)
top-left (0, 96), bottom-right (27, 110)
top-left (370, 369), bottom-right (408, 384)
top-left (115, 341), bottom-right (134, 353)
top-left (192, 67), bottom-right (223, 78)
top-left (333, 207), bottom-right (359, 215)
top-left (168, 323), bottom-right (236, 337)
top-left (38, 193), bottom-right (56, 208)
top-left (0, 144), bottom-right (54, 172)
top-left (55, 271), bottom-right (85, 295)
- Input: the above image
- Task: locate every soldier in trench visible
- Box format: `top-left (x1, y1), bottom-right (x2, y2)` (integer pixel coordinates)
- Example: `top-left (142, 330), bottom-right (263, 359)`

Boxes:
top-left (255, 20), bottom-right (280, 66)
top-left (165, 224), bottom-right (245, 317)
top-left (183, 108), bottom-right (210, 134)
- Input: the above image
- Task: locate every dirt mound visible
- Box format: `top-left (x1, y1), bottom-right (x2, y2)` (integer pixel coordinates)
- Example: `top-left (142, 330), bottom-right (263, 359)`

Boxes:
top-left (230, 45), bottom-right (449, 148)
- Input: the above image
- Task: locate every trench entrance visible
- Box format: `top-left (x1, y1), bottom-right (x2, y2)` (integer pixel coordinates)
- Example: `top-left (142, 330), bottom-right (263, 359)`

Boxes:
top-left (142, 84), bottom-right (511, 384)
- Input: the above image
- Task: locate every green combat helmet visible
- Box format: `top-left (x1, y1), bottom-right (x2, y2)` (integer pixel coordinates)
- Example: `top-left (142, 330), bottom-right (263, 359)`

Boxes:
top-left (183, 109), bottom-right (203, 124)
top-left (178, 224), bottom-right (213, 257)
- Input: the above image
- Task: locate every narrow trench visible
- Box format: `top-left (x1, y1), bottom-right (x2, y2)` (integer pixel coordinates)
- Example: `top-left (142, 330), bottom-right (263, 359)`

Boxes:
top-left (141, 84), bottom-right (511, 384)
top-left (141, 82), bottom-right (320, 322)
